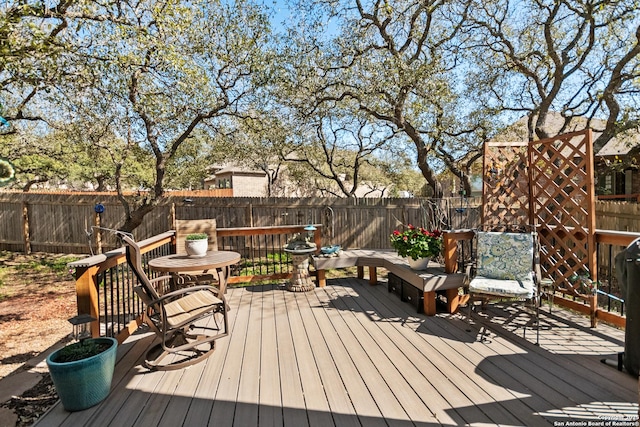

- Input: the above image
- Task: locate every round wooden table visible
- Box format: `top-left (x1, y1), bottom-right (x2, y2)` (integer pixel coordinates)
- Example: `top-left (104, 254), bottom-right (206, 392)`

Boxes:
top-left (148, 251), bottom-right (240, 294)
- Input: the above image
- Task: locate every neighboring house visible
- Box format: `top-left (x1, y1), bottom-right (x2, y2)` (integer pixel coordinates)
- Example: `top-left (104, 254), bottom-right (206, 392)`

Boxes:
top-left (203, 163), bottom-right (393, 198)
top-left (593, 132), bottom-right (640, 198)
top-left (489, 113), bottom-right (640, 200)
top-left (203, 165), bottom-right (268, 197)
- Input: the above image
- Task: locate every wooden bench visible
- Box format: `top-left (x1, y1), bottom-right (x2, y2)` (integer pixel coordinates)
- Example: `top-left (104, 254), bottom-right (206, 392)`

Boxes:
top-left (386, 261), bottom-right (466, 315)
top-left (312, 249), bottom-right (399, 287)
top-left (311, 249), bottom-right (466, 316)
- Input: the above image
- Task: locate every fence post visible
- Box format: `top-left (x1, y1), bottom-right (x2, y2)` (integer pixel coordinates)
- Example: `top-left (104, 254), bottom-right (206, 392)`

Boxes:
top-left (170, 202), bottom-right (176, 230)
top-left (94, 211), bottom-right (102, 254)
top-left (22, 201), bottom-right (31, 254)
top-left (74, 265), bottom-right (101, 337)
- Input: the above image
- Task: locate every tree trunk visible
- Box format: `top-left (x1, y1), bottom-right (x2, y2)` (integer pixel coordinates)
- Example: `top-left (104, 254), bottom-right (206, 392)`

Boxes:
top-left (119, 202), bottom-right (158, 233)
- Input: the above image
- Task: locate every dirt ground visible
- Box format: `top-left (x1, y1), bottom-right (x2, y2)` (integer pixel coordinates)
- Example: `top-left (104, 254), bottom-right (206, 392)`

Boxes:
top-left (0, 251), bottom-right (79, 426)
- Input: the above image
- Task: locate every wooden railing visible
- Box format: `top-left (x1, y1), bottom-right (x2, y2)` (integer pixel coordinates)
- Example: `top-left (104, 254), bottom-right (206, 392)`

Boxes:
top-left (597, 193), bottom-right (640, 203)
top-left (443, 228), bottom-right (638, 329)
top-left (70, 224), bottom-right (633, 343)
top-left (68, 225), bottom-right (322, 343)
top-left (218, 225), bottom-right (322, 284)
top-left (593, 230), bottom-right (640, 326)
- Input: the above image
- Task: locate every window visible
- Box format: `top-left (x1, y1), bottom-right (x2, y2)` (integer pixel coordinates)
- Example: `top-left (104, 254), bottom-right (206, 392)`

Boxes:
top-left (217, 178), bottom-right (231, 189)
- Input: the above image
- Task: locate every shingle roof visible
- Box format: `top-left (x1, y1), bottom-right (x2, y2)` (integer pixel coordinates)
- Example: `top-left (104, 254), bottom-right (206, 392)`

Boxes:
top-left (490, 112), bottom-right (640, 157)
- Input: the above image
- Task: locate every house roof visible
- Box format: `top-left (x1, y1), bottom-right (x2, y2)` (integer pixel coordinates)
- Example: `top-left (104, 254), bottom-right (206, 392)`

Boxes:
top-left (490, 113), bottom-right (594, 143)
top-left (595, 130), bottom-right (640, 157)
top-left (213, 166), bottom-right (266, 176)
top-left (205, 163), bottom-right (267, 179)
top-left (491, 112), bottom-right (640, 157)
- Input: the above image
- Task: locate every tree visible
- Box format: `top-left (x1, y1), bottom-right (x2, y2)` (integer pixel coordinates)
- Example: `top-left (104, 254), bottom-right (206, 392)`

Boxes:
top-left (209, 114), bottom-right (295, 197)
top-left (1, 1), bottom-right (96, 126)
top-left (279, 0), bottom-right (485, 198)
top-left (2, 0), bottom-right (272, 231)
top-left (282, 114), bottom-right (406, 197)
top-left (0, 126), bottom-right (73, 191)
top-left (164, 130), bottom-right (220, 191)
top-left (56, 108), bottom-right (155, 192)
top-left (464, 0), bottom-right (640, 150)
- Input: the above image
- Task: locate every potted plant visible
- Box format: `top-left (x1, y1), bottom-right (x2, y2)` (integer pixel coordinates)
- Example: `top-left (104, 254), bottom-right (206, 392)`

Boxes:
top-left (185, 233), bottom-right (209, 257)
top-left (390, 225), bottom-right (442, 270)
top-left (46, 315), bottom-right (118, 411)
top-left (569, 269), bottom-right (599, 295)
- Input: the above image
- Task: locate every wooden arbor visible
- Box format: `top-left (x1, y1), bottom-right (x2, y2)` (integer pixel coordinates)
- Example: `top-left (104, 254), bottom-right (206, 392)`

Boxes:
top-left (482, 129), bottom-right (598, 325)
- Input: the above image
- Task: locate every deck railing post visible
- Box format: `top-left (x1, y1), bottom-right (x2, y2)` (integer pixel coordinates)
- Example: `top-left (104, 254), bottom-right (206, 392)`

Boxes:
top-left (74, 265), bottom-right (101, 338)
top-left (313, 228), bottom-right (322, 253)
top-left (443, 230), bottom-right (474, 273)
top-left (443, 232), bottom-right (458, 274)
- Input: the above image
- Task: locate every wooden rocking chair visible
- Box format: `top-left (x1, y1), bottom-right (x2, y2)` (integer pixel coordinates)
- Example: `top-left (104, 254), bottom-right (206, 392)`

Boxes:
top-left (121, 234), bottom-right (229, 370)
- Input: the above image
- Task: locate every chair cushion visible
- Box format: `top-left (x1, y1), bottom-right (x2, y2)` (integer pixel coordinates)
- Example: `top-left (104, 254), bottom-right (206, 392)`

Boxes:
top-left (164, 290), bottom-right (222, 327)
top-left (469, 275), bottom-right (536, 299)
top-left (476, 232), bottom-right (534, 282)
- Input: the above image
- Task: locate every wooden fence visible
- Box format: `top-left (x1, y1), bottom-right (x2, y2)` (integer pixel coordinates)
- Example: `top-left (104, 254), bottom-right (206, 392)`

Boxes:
top-left (1, 191), bottom-right (639, 255)
top-left (0, 192), bottom-right (481, 254)
top-left (595, 201), bottom-right (640, 232)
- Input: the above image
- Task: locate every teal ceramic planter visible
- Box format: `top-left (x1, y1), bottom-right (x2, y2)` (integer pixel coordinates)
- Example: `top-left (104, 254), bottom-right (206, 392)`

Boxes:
top-left (46, 337), bottom-right (117, 411)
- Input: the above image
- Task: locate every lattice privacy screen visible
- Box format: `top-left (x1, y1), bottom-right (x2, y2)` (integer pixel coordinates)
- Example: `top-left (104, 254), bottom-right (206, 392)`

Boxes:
top-left (529, 130), bottom-right (597, 295)
top-left (482, 129), bottom-right (597, 298)
top-left (482, 141), bottom-right (530, 227)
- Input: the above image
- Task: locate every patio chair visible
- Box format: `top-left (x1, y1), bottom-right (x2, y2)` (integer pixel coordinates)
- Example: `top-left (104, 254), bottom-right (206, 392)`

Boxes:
top-left (121, 234), bottom-right (229, 371)
top-left (173, 218), bottom-right (219, 288)
top-left (466, 225), bottom-right (542, 344)
top-left (175, 218), bottom-right (218, 253)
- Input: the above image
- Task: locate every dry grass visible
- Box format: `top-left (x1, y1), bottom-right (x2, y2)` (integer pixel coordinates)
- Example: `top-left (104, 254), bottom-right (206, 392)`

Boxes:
top-left (0, 252), bottom-right (79, 380)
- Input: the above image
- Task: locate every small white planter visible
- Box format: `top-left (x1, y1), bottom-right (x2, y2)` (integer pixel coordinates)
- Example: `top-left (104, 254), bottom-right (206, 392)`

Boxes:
top-left (407, 257), bottom-right (430, 270)
top-left (185, 238), bottom-right (208, 257)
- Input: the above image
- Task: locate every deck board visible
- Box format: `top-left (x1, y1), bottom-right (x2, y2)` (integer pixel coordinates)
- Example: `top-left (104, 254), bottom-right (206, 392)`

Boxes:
top-left (321, 286), bottom-right (425, 425)
top-left (210, 284), bottom-right (253, 426)
top-left (297, 286), bottom-right (361, 427)
top-left (324, 284), bottom-right (444, 426)
top-left (360, 282), bottom-right (550, 426)
top-left (184, 286), bottom-right (241, 427)
top-left (234, 284), bottom-right (262, 427)
top-left (366, 281), bottom-right (636, 422)
top-left (357, 281), bottom-right (502, 424)
top-left (259, 284), bottom-right (284, 427)
top-left (308, 286), bottom-right (390, 427)
top-left (283, 283), bottom-right (334, 427)
top-left (273, 286), bottom-right (308, 427)
top-left (156, 306), bottom-right (224, 427)
top-left (36, 278), bottom-right (639, 427)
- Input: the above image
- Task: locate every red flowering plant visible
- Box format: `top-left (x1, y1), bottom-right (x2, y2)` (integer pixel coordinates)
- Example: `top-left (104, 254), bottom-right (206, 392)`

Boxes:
top-left (390, 225), bottom-right (443, 260)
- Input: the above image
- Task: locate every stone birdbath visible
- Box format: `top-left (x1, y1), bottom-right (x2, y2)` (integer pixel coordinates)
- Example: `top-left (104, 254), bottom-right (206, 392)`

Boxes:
top-left (284, 230), bottom-right (317, 292)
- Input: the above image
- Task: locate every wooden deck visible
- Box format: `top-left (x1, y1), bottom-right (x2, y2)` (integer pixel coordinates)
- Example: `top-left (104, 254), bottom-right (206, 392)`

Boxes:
top-left (36, 278), bottom-right (638, 427)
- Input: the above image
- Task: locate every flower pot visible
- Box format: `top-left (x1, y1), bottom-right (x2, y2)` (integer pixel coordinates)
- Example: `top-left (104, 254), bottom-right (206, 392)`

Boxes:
top-left (46, 337), bottom-right (118, 412)
top-left (185, 238), bottom-right (208, 257)
top-left (407, 257), bottom-right (430, 270)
